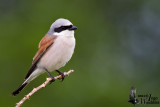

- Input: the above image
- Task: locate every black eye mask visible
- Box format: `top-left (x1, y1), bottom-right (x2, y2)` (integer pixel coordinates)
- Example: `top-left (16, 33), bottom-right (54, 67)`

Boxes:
top-left (54, 25), bottom-right (73, 33)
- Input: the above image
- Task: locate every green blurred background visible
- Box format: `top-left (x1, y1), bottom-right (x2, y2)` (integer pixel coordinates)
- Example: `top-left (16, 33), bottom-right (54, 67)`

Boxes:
top-left (0, 0), bottom-right (160, 107)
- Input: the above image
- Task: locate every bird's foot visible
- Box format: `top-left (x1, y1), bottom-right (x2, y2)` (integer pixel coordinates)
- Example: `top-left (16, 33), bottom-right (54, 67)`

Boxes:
top-left (44, 68), bottom-right (55, 84)
top-left (49, 76), bottom-right (55, 84)
top-left (56, 70), bottom-right (65, 81)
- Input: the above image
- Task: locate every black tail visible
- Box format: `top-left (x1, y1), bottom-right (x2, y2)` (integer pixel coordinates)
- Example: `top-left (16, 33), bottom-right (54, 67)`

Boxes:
top-left (12, 83), bottom-right (28, 96)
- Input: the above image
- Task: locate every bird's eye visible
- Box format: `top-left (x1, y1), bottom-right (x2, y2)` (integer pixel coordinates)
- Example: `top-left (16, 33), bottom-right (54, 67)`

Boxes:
top-left (61, 26), bottom-right (66, 30)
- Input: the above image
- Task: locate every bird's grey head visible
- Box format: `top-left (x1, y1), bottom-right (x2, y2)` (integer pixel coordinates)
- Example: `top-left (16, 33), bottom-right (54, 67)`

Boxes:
top-left (47, 18), bottom-right (77, 36)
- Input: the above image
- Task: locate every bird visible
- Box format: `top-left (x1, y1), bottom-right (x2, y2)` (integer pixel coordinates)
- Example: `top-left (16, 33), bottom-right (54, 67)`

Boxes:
top-left (128, 87), bottom-right (139, 106)
top-left (12, 18), bottom-right (77, 96)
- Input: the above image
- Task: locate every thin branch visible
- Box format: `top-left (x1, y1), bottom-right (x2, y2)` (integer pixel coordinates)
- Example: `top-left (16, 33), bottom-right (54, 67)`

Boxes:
top-left (16, 70), bottom-right (74, 107)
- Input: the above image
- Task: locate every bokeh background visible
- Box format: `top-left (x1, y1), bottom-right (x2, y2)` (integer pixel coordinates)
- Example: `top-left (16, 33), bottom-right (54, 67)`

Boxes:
top-left (0, 0), bottom-right (160, 107)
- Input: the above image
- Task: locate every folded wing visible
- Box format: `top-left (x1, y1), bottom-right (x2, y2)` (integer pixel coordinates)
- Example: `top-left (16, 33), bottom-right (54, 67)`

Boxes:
top-left (25, 35), bottom-right (57, 79)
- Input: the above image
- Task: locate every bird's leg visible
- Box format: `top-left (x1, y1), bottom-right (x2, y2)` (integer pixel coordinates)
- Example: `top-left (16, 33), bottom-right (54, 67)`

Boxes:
top-left (44, 68), bottom-right (55, 84)
top-left (56, 70), bottom-right (65, 81)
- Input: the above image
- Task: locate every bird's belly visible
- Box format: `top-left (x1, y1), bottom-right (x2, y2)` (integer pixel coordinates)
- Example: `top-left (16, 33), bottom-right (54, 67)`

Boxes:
top-left (37, 36), bottom-right (75, 72)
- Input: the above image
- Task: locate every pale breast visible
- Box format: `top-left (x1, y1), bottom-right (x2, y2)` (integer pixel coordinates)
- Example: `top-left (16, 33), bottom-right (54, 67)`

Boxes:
top-left (37, 36), bottom-right (75, 71)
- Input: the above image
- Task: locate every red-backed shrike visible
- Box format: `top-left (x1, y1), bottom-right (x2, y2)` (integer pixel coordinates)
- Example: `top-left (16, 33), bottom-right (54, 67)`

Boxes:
top-left (12, 18), bottom-right (77, 96)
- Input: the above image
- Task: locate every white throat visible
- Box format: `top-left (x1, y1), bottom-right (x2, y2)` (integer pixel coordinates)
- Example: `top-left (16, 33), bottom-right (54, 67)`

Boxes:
top-left (53, 30), bottom-right (74, 37)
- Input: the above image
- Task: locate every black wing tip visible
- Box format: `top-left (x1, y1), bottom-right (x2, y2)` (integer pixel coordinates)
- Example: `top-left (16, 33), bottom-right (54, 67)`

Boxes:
top-left (25, 64), bottom-right (37, 79)
top-left (12, 83), bottom-right (28, 96)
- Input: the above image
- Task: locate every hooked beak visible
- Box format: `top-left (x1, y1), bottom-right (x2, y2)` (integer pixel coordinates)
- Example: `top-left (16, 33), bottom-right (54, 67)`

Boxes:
top-left (69, 25), bottom-right (77, 30)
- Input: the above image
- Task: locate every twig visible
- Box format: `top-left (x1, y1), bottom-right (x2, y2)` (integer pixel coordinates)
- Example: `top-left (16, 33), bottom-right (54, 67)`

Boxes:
top-left (16, 70), bottom-right (74, 107)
